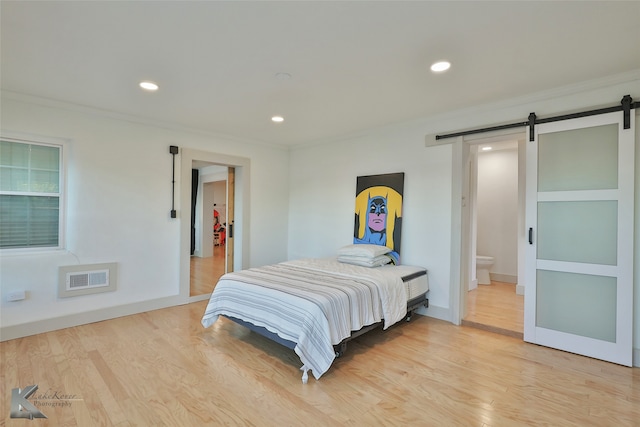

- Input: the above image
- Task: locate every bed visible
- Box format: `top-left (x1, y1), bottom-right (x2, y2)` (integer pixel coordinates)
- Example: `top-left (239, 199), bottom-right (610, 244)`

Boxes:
top-left (201, 246), bottom-right (428, 383)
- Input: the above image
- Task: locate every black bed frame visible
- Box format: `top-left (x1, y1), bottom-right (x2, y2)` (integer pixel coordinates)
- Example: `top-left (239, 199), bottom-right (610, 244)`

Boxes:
top-left (225, 292), bottom-right (429, 358)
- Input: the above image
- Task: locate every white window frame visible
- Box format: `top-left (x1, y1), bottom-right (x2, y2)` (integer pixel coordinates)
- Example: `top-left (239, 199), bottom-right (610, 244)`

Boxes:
top-left (0, 132), bottom-right (67, 252)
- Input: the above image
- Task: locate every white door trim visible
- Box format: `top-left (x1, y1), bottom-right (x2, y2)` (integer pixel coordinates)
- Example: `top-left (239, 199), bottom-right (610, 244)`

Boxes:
top-left (180, 148), bottom-right (251, 302)
top-left (453, 130), bottom-right (527, 324)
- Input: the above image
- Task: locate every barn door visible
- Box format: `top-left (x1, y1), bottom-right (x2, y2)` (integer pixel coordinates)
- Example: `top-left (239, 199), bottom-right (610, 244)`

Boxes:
top-left (524, 111), bottom-right (634, 366)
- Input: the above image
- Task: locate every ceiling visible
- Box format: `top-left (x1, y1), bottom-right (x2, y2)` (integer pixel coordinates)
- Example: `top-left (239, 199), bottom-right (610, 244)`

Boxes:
top-left (2, 1), bottom-right (639, 148)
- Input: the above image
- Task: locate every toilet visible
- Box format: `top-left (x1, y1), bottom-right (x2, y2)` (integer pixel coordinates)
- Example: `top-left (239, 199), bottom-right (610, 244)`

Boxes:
top-left (476, 255), bottom-right (494, 285)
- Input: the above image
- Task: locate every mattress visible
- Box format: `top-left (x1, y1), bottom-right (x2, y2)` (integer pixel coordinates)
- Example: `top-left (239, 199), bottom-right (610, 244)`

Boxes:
top-left (381, 264), bottom-right (429, 300)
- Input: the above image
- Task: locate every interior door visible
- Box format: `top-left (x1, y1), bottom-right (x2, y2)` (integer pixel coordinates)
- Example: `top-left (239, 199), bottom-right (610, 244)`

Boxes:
top-left (226, 167), bottom-right (235, 273)
top-left (524, 111), bottom-right (634, 366)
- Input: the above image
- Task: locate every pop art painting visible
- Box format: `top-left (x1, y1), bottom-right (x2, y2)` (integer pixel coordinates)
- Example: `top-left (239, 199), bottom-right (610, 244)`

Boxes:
top-left (354, 172), bottom-right (404, 264)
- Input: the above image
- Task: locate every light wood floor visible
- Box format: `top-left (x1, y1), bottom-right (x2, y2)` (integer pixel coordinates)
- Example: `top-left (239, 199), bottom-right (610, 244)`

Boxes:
top-left (190, 245), bottom-right (226, 296)
top-left (2, 301), bottom-right (638, 426)
top-left (463, 281), bottom-right (524, 339)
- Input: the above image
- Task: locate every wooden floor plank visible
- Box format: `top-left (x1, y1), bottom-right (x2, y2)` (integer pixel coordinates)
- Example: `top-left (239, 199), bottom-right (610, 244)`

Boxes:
top-left (190, 246), bottom-right (226, 296)
top-left (1, 300), bottom-right (639, 426)
top-left (463, 280), bottom-right (523, 335)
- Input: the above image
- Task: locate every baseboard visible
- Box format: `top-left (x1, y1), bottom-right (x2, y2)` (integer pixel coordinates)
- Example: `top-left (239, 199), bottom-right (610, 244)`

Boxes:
top-left (189, 293), bottom-right (211, 302)
top-left (420, 304), bottom-right (450, 323)
top-left (0, 295), bottom-right (186, 342)
top-left (490, 273), bottom-right (517, 284)
top-left (515, 284), bottom-right (525, 295)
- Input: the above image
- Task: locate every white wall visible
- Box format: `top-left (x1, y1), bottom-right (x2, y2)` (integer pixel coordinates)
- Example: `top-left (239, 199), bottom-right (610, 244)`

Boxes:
top-left (201, 182), bottom-right (215, 258)
top-left (477, 148), bottom-right (518, 279)
top-left (0, 94), bottom-right (290, 338)
top-left (288, 128), bottom-right (454, 320)
top-left (212, 182), bottom-right (227, 226)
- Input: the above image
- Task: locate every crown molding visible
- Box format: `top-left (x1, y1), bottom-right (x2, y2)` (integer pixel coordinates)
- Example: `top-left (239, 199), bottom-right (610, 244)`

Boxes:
top-left (0, 90), bottom-right (290, 151)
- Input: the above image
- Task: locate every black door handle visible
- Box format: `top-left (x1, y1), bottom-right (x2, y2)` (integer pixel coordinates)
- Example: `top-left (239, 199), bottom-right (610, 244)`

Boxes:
top-left (528, 228), bottom-right (533, 245)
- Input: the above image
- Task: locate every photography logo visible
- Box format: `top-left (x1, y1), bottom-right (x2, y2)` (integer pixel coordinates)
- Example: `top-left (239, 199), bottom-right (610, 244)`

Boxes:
top-left (10, 385), bottom-right (47, 419)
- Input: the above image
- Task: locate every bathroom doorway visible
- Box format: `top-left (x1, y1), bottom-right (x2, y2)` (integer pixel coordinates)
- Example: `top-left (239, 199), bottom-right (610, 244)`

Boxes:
top-left (462, 138), bottom-right (525, 337)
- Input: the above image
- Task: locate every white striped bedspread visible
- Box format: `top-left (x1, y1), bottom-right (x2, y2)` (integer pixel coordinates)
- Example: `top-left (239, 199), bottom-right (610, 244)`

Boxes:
top-left (201, 258), bottom-right (412, 382)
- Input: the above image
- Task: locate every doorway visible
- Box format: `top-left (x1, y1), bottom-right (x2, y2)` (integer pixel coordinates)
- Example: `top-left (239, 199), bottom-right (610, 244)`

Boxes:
top-left (459, 133), bottom-right (526, 337)
top-left (179, 148), bottom-right (250, 302)
top-left (190, 166), bottom-right (228, 297)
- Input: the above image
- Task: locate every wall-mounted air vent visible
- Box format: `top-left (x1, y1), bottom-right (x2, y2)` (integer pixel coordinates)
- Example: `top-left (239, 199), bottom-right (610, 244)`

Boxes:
top-left (58, 263), bottom-right (117, 298)
top-left (67, 269), bottom-right (109, 290)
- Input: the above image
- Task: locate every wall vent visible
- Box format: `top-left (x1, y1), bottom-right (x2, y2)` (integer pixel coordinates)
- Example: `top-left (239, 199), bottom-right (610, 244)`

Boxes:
top-left (58, 263), bottom-right (117, 298)
top-left (67, 269), bottom-right (109, 290)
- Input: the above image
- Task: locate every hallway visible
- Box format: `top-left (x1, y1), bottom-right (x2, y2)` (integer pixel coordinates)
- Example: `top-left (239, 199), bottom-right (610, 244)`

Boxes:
top-left (190, 244), bottom-right (226, 296)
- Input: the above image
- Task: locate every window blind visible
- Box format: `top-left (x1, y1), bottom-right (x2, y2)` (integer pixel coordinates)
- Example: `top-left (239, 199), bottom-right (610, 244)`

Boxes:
top-left (0, 140), bottom-right (61, 248)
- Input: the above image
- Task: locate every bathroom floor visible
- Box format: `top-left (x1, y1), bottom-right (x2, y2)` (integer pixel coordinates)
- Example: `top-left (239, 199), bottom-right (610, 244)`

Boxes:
top-left (463, 280), bottom-right (524, 338)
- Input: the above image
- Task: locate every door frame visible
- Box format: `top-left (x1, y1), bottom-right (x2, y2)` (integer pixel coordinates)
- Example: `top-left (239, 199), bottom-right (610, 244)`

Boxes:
top-left (179, 148), bottom-right (251, 302)
top-left (452, 129), bottom-right (527, 324)
top-left (448, 109), bottom-right (639, 367)
top-left (226, 167), bottom-right (235, 273)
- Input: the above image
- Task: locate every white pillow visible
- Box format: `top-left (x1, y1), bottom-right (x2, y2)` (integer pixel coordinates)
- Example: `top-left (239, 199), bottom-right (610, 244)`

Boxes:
top-left (337, 244), bottom-right (391, 258)
top-left (337, 254), bottom-right (392, 267)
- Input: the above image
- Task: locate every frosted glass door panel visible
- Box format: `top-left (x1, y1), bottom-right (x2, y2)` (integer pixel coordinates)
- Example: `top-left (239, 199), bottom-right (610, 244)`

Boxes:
top-left (538, 124), bottom-right (618, 192)
top-left (536, 270), bottom-right (616, 342)
top-left (537, 200), bottom-right (617, 265)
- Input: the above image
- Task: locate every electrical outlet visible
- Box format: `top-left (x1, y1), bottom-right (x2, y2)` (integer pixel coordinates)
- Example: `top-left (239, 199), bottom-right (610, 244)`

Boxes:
top-left (7, 290), bottom-right (26, 302)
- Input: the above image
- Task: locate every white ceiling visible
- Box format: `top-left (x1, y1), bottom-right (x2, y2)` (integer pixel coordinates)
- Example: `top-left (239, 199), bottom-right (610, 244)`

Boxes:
top-left (2, 1), bottom-right (639, 148)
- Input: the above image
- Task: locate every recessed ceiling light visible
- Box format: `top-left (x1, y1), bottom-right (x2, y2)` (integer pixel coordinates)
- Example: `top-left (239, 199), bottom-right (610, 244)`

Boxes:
top-left (271, 116), bottom-right (284, 123)
top-left (482, 146), bottom-right (492, 151)
top-left (430, 61), bottom-right (451, 73)
top-left (139, 81), bottom-right (159, 91)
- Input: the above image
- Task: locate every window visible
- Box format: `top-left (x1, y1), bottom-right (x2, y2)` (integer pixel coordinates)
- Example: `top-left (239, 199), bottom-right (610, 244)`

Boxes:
top-left (0, 138), bottom-right (63, 249)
